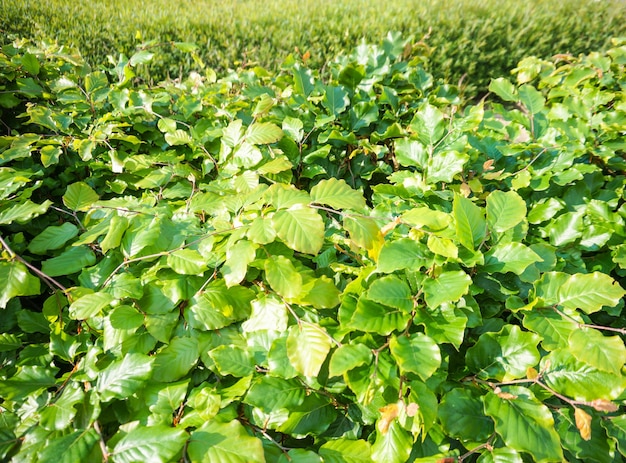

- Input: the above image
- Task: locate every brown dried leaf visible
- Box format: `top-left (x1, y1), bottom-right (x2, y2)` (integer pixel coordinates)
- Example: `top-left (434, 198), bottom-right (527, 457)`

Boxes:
top-left (378, 403), bottom-right (400, 434)
top-left (406, 402), bottom-right (419, 417)
top-left (589, 399), bottom-right (619, 413)
top-left (574, 407), bottom-right (592, 441)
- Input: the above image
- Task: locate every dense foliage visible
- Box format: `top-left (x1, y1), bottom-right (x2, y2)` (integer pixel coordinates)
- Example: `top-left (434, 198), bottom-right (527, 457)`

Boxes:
top-left (1, 32), bottom-right (626, 462)
top-left (1, 0), bottom-right (625, 94)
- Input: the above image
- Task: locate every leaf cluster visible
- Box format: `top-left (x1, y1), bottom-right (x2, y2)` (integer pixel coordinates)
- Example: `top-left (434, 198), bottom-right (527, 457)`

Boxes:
top-left (1, 34), bottom-right (626, 462)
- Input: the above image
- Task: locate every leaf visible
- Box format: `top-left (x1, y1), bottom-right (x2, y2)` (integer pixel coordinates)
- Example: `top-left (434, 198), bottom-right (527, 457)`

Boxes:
top-left (348, 297), bottom-right (410, 335)
top-left (489, 77), bottom-right (518, 102)
top-left (0, 199), bottom-right (51, 225)
top-left (410, 103), bottom-right (445, 146)
top-left (39, 382), bottom-right (84, 430)
top-left (413, 304), bottom-right (468, 349)
top-left (28, 222), bottom-right (79, 254)
top-left (167, 249), bottom-right (208, 275)
top-left (300, 276), bottom-right (340, 308)
top-left (37, 429), bottom-right (99, 463)
top-left (96, 353), bottom-right (154, 402)
top-left (483, 242), bottom-right (543, 275)
top-left (41, 245), bottom-right (96, 276)
top-left (0, 261), bottom-right (40, 309)
top-left (69, 291), bottom-right (114, 320)
top-left (518, 84), bottom-right (545, 114)
top-left (222, 239), bottom-right (257, 286)
top-left (394, 138), bottom-right (427, 168)
top-left (164, 129), bottom-right (193, 146)
top-left (466, 325), bottom-right (541, 381)
top-left (319, 438), bottom-right (372, 463)
top-left (112, 425), bottom-right (188, 463)
top-left (439, 388), bottom-right (494, 442)
top-left (188, 419), bottom-right (265, 463)
top-left (272, 205), bottom-right (325, 255)
top-left (568, 328), bottom-right (626, 375)
top-left (389, 333), bottom-right (441, 381)
top-left (540, 349), bottom-right (626, 402)
top-left (377, 238), bottom-right (429, 273)
top-left (370, 421), bottom-right (412, 463)
top-left (209, 344), bottom-right (255, 377)
top-left (265, 254), bottom-right (303, 299)
top-left (152, 337), bottom-right (199, 382)
top-left (453, 193), bottom-right (486, 250)
top-left (329, 343), bottom-right (373, 377)
top-left (186, 281), bottom-right (253, 330)
top-left (522, 309), bottom-right (578, 351)
top-left (322, 85), bottom-right (350, 116)
top-left (310, 178), bottom-right (366, 211)
top-left (427, 150), bottom-right (469, 183)
top-left (366, 275), bottom-right (413, 312)
top-left (423, 270), bottom-right (471, 308)
top-left (483, 386), bottom-right (564, 463)
top-left (0, 365), bottom-right (58, 401)
top-left (286, 323), bottom-right (332, 377)
top-left (244, 376), bottom-right (306, 412)
top-left (558, 272), bottom-right (625, 314)
top-left (63, 182), bottom-right (99, 211)
top-left (242, 295), bottom-right (288, 332)
top-left (574, 407), bottom-right (592, 441)
top-left (343, 216), bottom-right (384, 255)
top-left (486, 190), bottom-right (527, 233)
top-left (477, 447), bottom-right (523, 463)
top-left (246, 122), bottom-right (283, 144)
top-left (277, 394), bottom-right (337, 437)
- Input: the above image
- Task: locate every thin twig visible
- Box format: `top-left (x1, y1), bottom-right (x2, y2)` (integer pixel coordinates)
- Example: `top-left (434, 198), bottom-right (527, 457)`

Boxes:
top-left (93, 421), bottom-right (109, 462)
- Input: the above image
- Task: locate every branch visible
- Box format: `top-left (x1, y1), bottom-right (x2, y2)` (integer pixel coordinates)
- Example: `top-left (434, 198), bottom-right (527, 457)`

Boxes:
top-left (0, 234), bottom-right (68, 293)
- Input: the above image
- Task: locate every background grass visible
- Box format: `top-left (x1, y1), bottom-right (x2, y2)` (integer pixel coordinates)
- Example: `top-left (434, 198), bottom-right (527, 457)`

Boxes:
top-left (1, 0), bottom-right (625, 95)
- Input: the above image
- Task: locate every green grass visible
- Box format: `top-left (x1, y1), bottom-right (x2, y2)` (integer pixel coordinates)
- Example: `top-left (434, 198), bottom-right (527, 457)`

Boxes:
top-left (2, 0), bottom-right (625, 94)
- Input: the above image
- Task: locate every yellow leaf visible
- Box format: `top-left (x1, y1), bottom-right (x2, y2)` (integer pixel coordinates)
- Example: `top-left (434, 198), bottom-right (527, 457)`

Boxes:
top-left (574, 407), bottom-right (592, 441)
top-left (526, 367), bottom-right (539, 380)
top-left (378, 403), bottom-right (400, 434)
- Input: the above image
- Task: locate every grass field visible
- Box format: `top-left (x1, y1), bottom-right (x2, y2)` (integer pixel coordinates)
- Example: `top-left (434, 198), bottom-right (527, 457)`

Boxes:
top-left (2, 0), bottom-right (625, 93)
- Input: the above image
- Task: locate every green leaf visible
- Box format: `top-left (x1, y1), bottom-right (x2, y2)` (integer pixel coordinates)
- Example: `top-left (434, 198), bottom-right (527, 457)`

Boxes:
top-left (371, 421), bottom-right (412, 463)
top-left (277, 394), bottom-right (337, 437)
top-left (28, 222), bottom-right (79, 254)
top-left (343, 216), bottom-right (383, 253)
top-left (100, 214), bottom-right (129, 254)
top-left (112, 425), bottom-right (187, 463)
top-left (322, 85), bottom-right (350, 116)
top-left (522, 309), bottom-right (578, 351)
top-left (246, 122), bottom-right (283, 144)
top-left (423, 270), bottom-right (471, 308)
top-left (489, 77), bottom-right (518, 102)
top-left (0, 261), bottom-right (40, 309)
top-left (244, 376), bottom-right (306, 412)
top-left (394, 138), bottom-right (427, 168)
top-left (568, 328), bottom-right (626, 375)
top-left (427, 150), bottom-right (469, 184)
top-left (466, 325), bottom-right (541, 381)
top-left (286, 323), bottom-right (332, 377)
top-left (439, 388), bottom-right (494, 442)
top-left (348, 297), bottom-right (410, 335)
top-left (377, 238), bottom-right (428, 273)
top-left (265, 254), bottom-right (303, 299)
top-left (319, 438), bottom-right (372, 463)
top-left (453, 193), bottom-right (486, 250)
top-left (41, 245), bottom-right (96, 276)
top-left (483, 242), bottom-right (543, 275)
top-left (96, 353), bottom-right (154, 402)
top-left (410, 103), bottom-right (445, 146)
top-left (209, 344), bottom-right (255, 377)
top-left (477, 448), bottom-right (523, 463)
top-left (413, 304), bottom-right (468, 349)
top-left (152, 337), bottom-right (199, 382)
top-left (39, 383), bottom-right (84, 430)
top-left (188, 419), bottom-right (265, 463)
top-left (63, 182), bottom-right (99, 211)
top-left (486, 190), bottom-right (527, 233)
top-left (187, 281), bottom-right (253, 330)
top-left (366, 275), bottom-right (413, 312)
top-left (389, 333), bottom-right (441, 381)
top-left (272, 205), bottom-right (325, 255)
top-left (167, 249), bottom-right (208, 275)
top-left (541, 349), bottom-right (626, 402)
top-left (602, 415), bottom-right (626, 458)
top-left (293, 63), bottom-right (315, 97)
top-left (165, 129), bottom-right (193, 146)
top-left (310, 178), bottom-right (366, 211)
top-left (40, 145), bottom-right (62, 167)
top-left (329, 343), bottom-right (373, 377)
top-left (0, 199), bottom-right (52, 225)
top-left (555, 407), bottom-right (614, 463)
top-left (518, 84), bottom-right (545, 114)
top-left (222, 239), bottom-right (257, 286)
top-left (300, 276), bottom-right (340, 308)
top-left (557, 272), bottom-right (625, 314)
top-left (69, 291), bottom-right (114, 320)
top-left (129, 50), bottom-right (154, 65)
top-left (483, 386), bottom-right (564, 463)
top-left (37, 429), bottom-right (99, 463)
top-left (242, 294), bottom-right (288, 332)
top-left (247, 216), bottom-right (277, 244)
top-left (0, 365), bottom-right (58, 401)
